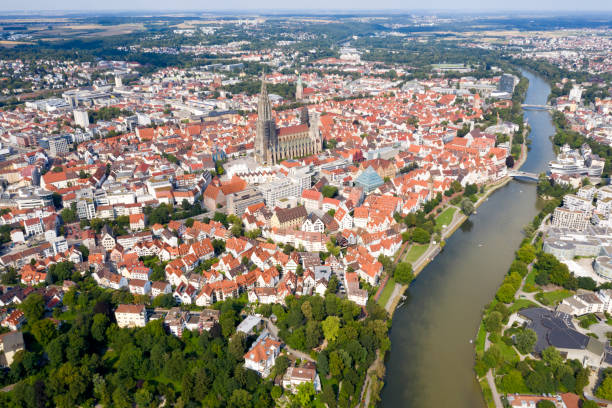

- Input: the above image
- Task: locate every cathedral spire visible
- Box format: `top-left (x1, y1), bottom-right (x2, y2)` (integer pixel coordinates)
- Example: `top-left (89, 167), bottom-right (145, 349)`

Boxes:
top-left (258, 74), bottom-right (272, 122)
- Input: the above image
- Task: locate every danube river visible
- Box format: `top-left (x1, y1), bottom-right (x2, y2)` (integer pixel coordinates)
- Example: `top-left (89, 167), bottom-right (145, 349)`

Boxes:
top-left (380, 70), bottom-right (556, 407)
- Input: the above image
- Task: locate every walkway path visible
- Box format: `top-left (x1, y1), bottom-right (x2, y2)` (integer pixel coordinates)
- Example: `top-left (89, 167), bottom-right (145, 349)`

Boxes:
top-left (485, 370), bottom-right (504, 408)
top-left (384, 283), bottom-right (405, 313)
top-left (360, 351), bottom-right (381, 407)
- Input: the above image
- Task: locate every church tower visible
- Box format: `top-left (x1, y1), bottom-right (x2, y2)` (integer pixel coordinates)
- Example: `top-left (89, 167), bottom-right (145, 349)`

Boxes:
top-left (255, 78), bottom-right (277, 164)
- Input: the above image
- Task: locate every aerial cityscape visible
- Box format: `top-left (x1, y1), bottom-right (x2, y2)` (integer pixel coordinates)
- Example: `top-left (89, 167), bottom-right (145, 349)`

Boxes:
top-left (0, 4), bottom-right (610, 408)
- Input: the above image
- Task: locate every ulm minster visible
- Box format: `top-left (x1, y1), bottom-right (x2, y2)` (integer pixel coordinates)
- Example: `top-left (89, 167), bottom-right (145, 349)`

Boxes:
top-left (255, 78), bottom-right (321, 165)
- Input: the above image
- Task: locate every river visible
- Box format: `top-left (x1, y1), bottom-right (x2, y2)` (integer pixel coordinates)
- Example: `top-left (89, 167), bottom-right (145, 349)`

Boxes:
top-left (379, 70), bottom-right (556, 407)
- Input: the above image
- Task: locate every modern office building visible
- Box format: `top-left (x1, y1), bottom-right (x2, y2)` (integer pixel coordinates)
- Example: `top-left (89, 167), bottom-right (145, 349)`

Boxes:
top-left (498, 74), bottom-right (516, 94)
top-left (354, 166), bottom-right (384, 193)
top-left (226, 186), bottom-right (265, 216)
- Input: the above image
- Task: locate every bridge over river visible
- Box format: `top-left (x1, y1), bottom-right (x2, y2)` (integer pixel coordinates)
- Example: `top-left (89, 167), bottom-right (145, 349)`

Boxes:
top-left (508, 170), bottom-right (540, 181)
top-left (521, 103), bottom-right (553, 110)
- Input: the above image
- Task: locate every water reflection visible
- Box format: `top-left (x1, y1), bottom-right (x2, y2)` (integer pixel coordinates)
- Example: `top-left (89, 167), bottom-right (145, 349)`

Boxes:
top-left (460, 218), bottom-right (474, 232)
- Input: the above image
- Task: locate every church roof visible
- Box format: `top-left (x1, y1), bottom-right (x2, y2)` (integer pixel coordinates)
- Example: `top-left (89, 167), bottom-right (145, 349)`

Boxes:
top-left (278, 123), bottom-right (309, 137)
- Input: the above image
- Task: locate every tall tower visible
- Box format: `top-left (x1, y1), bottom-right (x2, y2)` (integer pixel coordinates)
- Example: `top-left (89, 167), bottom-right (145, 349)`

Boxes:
top-left (255, 79), bottom-right (277, 165)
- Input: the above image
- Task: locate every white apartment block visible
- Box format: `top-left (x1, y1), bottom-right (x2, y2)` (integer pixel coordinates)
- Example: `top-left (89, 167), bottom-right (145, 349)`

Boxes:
top-left (115, 304), bottom-right (147, 328)
top-left (259, 177), bottom-right (303, 208)
top-left (77, 199), bottom-right (96, 220)
top-left (552, 208), bottom-right (590, 231)
top-left (563, 194), bottom-right (593, 213)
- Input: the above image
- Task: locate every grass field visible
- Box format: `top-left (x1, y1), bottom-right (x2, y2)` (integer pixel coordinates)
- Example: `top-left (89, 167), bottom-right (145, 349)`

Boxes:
top-left (404, 244), bottom-right (429, 264)
top-left (536, 289), bottom-right (574, 306)
top-left (523, 269), bottom-right (539, 292)
top-left (377, 277), bottom-right (396, 307)
top-left (475, 324), bottom-right (486, 354)
top-left (436, 207), bottom-right (457, 228)
top-left (494, 340), bottom-right (520, 364)
top-left (509, 298), bottom-right (538, 313)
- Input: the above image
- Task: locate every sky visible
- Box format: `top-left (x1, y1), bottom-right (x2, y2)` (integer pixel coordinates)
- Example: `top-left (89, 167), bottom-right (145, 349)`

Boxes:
top-left (2, 0), bottom-right (611, 12)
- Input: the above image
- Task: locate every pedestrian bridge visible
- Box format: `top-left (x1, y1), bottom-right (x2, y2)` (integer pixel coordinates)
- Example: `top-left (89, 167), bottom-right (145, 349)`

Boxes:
top-left (521, 104), bottom-right (553, 110)
top-left (508, 170), bottom-right (539, 181)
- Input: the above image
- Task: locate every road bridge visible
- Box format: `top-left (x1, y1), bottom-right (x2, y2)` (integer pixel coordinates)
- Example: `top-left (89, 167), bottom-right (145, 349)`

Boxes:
top-left (521, 104), bottom-right (553, 110)
top-left (508, 170), bottom-right (540, 181)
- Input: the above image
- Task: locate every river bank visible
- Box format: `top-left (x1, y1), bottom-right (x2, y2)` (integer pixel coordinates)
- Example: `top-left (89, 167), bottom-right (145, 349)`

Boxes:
top-left (384, 102), bottom-right (532, 318)
top-left (379, 69), bottom-right (556, 408)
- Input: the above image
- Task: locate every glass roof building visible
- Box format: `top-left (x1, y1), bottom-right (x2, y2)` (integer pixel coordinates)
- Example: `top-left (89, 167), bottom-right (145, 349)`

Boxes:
top-left (354, 166), bottom-right (384, 193)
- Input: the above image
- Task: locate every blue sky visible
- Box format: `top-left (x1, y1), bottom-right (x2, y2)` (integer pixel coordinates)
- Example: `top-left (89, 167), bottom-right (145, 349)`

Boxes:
top-left (2, 0), bottom-right (611, 11)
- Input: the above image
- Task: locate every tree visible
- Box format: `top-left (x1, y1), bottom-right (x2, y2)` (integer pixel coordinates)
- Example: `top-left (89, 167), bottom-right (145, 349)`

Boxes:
top-left (411, 228), bottom-right (430, 244)
top-left (509, 260), bottom-right (528, 277)
top-left (506, 155), bottom-right (515, 168)
top-left (515, 329), bottom-right (537, 354)
top-left (536, 401), bottom-right (556, 408)
top-left (464, 184), bottom-right (478, 197)
top-left (77, 244), bottom-right (89, 260)
top-left (517, 244), bottom-right (536, 264)
top-left (229, 332), bottom-right (246, 361)
top-left (482, 345), bottom-right (503, 369)
top-left (394, 262), bottom-right (414, 284)
top-left (582, 400), bottom-right (599, 408)
top-left (295, 382), bottom-right (315, 407)
top-left (496, 283), bottom-right (516, 303)
top-left (461, 198), bottom-right (474, 215)
top-left (61, 208), bottom-right (77, 224)
top-left (152, 293), bottom-right (176, 308)
top-left (322, 316), bottom-right (340, 343)
top-left (229, 389), bottom-right (251, 408)
top-left (321, 185), bottom-right (338, 198)
top-left (484, 311), bottom-right (502, 333)
top-left (91, 314), bottom-right (109, 343)
top-left (597, 375), bottom-right (612, 400)
top-left (271, 386), bottom-right (282, 399)
top-left (500, 370), bottom-right (526, 393)
top-left (1, 267), bottom-right (19, 285)
top-left (542, 346), bottom-right (563, 369)
top-left (30, 319), bottom-right (57, 345)
top-left (20, 293), bottom-right (45, 322)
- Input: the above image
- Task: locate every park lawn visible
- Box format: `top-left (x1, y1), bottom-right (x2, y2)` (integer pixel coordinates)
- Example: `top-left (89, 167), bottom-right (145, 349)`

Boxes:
top-left (475, 323), bottom-right (487, 354)
top-left (404, 244), bottom-right (429, 264)
top-left (493, 339), bottom-right (520, 364)
top-left (436, 207), bottom-right (456, 228)
top-left (536, 289), bottom-right (574, 306)
top-left (377, 277), bottom-right (396, 307)
top-left (523, 270), bottom-right (539, 293)
top-left (509, 299), bottom-right (538, 313)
